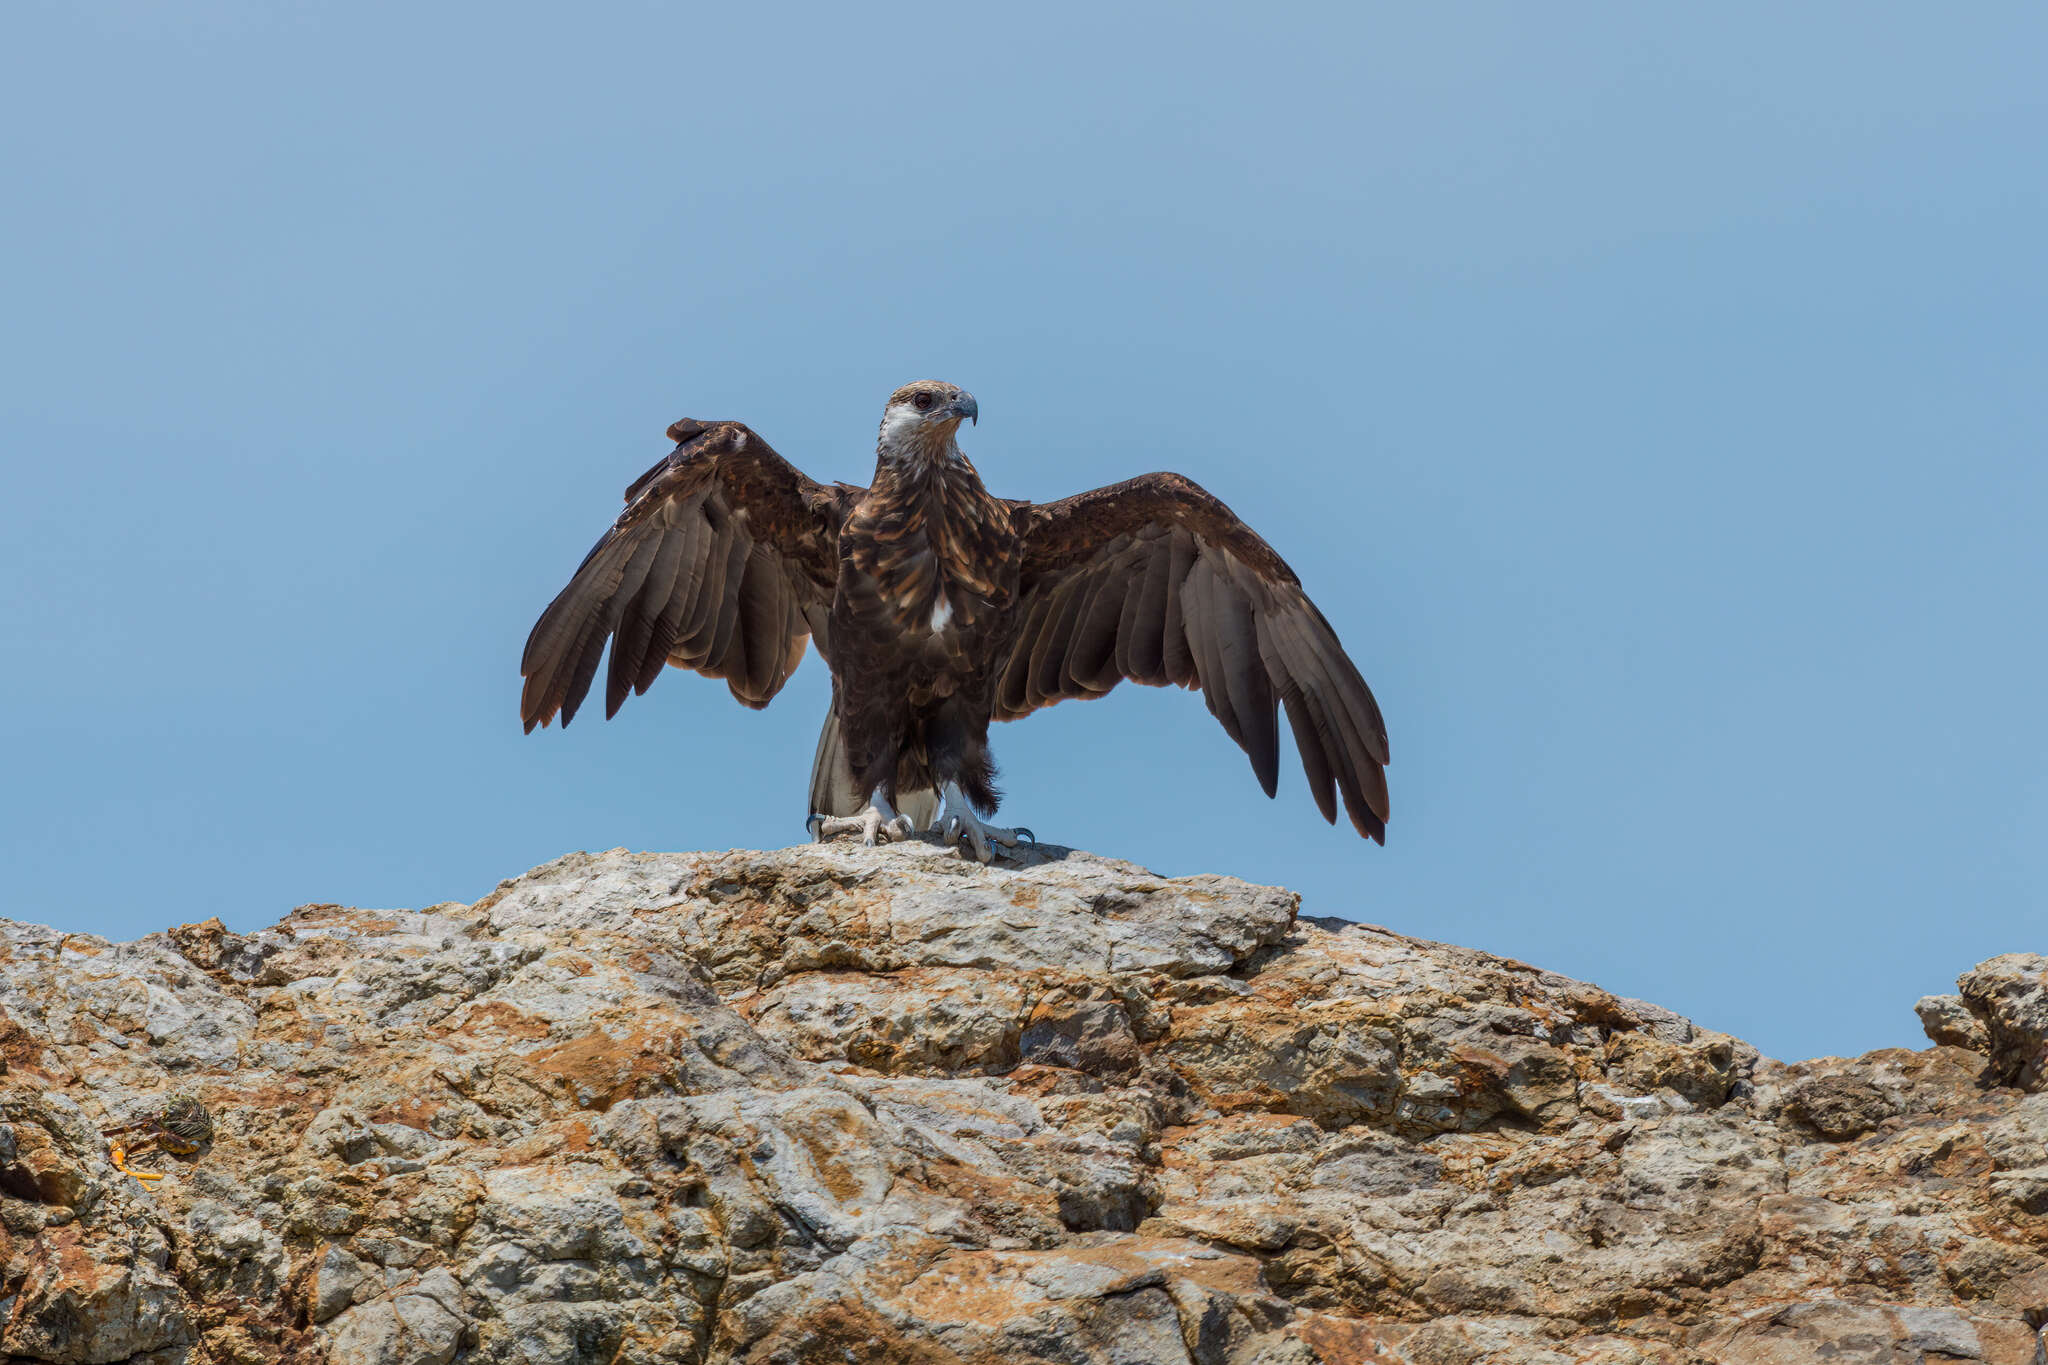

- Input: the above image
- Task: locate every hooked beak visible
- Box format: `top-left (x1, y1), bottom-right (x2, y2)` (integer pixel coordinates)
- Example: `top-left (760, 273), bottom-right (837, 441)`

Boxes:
top-left (946, 394), bottom-right (978, 426)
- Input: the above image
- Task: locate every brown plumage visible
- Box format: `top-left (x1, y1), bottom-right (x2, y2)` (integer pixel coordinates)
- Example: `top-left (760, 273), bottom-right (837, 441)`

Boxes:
top-left (520, 381), bottom-right (1389, 856)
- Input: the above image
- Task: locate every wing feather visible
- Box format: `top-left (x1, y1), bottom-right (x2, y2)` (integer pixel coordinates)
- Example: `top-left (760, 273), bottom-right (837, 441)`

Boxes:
top-left (1123, 534), bottom-right (1173, 685)
top-left (1063, 554), bottom-right (1129, 694)
top-left (520, 534), bottom-right (630, 718)
top-left (1279, 688), bottom-right (1339, 825)
top-left (1210, 561), bottom-right (1279, 795)
top-left (1179, 560), bottom-right (1241, 748)
top-left (609, 524), bottom-right (688, 711)
top-left (635, 522), bottom-right (705, 696)
top-left (587, 531), bottom-right (665, 722)
top-left (699, 529), bottom-right (753, 678)
top-left (672, 507), bottom-right (729, 667)
top-left (732, 543), bottom-right (797, 706)
top-left (1031, 576), bottom-right (1090, 705)
top-left (1261, 606), bottom-right (1374, 835)
top-left (1160, 528), bottom-right (1198, 687)
top-left (999, 587), bottom-right (1057, 715)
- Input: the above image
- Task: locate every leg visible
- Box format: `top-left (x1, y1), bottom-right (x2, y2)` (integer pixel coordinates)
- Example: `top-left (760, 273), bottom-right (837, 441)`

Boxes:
top-left (808, 788), bottom-right (916, 847)
top-left (806, 700), bottom-right (917, 847)
top-left (927, 701), bottom-right (1034, 864)
top-left (936, 781), bottom-right (1034, 864)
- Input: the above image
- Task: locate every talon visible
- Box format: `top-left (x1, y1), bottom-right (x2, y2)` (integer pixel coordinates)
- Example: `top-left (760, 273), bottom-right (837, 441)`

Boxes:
top-left (1015, 827), bottom-right (1035, 845)
top-left (812, 792), bottom-right (913, 848)
top-left (933, 782), bottom-right (1033, 863)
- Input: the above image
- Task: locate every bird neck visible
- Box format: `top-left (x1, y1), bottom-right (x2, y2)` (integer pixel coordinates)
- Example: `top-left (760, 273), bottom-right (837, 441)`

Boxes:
top-left (872, 433), bottom-right (970, 489)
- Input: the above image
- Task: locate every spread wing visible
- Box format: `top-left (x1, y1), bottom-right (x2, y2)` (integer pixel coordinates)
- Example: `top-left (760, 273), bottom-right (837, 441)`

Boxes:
top-left (520, 419), bottom-right (843, 731)
top-left (1000, 473), bottom-right (1390, 841)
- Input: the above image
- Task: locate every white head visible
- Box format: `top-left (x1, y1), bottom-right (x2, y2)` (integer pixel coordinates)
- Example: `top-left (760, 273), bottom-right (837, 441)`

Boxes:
top-left (876, 380), bottom-right (978, 463)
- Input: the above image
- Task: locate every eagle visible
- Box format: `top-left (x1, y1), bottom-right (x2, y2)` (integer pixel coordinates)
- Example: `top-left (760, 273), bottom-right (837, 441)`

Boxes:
top-left (520, 381), bottom-right (1389, 862)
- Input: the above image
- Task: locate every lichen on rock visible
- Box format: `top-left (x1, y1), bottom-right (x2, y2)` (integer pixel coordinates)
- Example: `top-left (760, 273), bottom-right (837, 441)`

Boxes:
top-left (0, 842), bottom-right (2040, 1363)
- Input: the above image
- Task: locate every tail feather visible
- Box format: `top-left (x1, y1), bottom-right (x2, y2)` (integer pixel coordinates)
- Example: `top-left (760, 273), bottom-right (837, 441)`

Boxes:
top-left (808, 702), bottom-right (937, 829)
top-left (899, 787), bottom-right (939, 829)
top-left (808, 703), bottom-right (864, 818)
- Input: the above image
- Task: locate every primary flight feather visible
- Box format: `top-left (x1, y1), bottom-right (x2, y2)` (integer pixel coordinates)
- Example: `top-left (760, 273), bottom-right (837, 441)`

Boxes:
top-left (521, 381), bottom-right (1390, 860)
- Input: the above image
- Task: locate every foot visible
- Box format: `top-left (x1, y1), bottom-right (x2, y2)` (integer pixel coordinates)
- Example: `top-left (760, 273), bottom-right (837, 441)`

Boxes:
top-left (807, 792), bottom-right (916, 848)
top-left (937, 783), bottom-right (1035, 864)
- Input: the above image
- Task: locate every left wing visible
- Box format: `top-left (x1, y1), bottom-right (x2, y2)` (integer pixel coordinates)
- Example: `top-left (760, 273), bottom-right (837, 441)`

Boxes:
top-left (1000, 473), bottom-right (1390, 841)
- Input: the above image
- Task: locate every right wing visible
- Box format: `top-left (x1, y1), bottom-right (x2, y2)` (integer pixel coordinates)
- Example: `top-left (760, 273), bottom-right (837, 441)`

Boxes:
top-left (520, 419), bottom-right (845, 731)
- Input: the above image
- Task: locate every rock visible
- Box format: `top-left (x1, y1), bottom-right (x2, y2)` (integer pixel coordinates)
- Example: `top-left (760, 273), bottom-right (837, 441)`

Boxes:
top-left (1919, 993), bottom-right (1991, 1052)
top-left (311, 1244), bottom-right (373, 1322)
top-left (0, 1222), bottom-right (192, 1363)
top-left (1783, 1073), bottom-right (1898, 1140)
top-left (1695, 1300), bottom-right (2043, 1364)
top-left (1958, 954), bottom-right (2048, 1091)
top-left (324, 1268), bottom-right (467, 1365)
top-left (0, 841), bottom-right (2040, 1363)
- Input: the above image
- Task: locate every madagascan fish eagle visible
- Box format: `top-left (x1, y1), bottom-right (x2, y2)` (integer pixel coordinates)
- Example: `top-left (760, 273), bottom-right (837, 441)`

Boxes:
top-left (521, 382), bottom-right (1389, 862)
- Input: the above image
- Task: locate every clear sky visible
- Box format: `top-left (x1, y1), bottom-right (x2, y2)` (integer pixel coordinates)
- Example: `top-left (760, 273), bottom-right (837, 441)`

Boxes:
top-left (3, 3), bottom-right (2042, 1064)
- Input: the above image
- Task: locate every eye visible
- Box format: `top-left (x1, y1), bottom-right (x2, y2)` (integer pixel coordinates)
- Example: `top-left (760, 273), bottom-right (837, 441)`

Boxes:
top-left (913, 392), bottom-right (934, 411)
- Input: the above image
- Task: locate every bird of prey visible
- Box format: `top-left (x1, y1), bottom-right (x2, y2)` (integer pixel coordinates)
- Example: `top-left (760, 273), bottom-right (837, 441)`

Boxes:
top-left (520, 381), bottom-right (1389, 862)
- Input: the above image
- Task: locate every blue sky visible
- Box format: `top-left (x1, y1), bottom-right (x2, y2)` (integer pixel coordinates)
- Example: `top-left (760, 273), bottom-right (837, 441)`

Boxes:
top-left (3, 3), bottom-right (2042, 1063)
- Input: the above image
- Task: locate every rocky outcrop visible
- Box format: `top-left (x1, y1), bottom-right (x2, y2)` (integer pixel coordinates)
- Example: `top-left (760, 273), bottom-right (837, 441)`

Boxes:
top-left (0, 842), bottom-right (2040, 1364)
